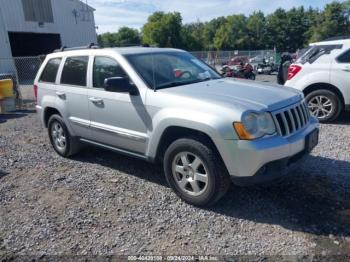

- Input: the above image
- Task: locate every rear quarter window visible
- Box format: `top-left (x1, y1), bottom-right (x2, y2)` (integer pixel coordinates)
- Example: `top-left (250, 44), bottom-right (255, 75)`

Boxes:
top-left (297, 45), bottom-right (343, 64)
top-left (60, 56), bottom-right (89, 86)
top-left (39, 58), bottom-right (62, 83)
top-left (337, 49), bottom-right (350, 63)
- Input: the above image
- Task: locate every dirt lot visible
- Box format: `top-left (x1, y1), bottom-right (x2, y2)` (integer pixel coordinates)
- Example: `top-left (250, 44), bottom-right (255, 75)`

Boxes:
top-left (1, 79), bottom-right (350, 257)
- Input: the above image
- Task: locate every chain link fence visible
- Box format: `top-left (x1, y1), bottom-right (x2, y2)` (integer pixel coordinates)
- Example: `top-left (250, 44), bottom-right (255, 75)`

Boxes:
top-left (13, 56), bottom-right (46, 85)
top-left (0, 56), bottom-right (45, 103)
top-left (0, 49), bottom-right (277, 103)
top-left (0, 56), bottom-right (45, 83)
top-left (190, 50), bottom-right (277, 68)
top-left (1, 50), bottom-right (277, 84)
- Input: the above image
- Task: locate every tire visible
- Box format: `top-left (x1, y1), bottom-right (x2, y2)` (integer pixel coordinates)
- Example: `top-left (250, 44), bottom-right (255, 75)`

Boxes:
top-left (163, 138), bottom-right (231, 206)
top-left (48, 114), bottom-right (81, 157)
top-left (305, 89), bottom-right (343, 123)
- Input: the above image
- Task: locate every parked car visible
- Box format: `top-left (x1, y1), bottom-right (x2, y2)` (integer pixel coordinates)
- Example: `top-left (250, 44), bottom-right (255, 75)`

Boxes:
top-left (285, 38), bottom-right (350, 122)
top-left (34, 46), bottom-right (319, 206)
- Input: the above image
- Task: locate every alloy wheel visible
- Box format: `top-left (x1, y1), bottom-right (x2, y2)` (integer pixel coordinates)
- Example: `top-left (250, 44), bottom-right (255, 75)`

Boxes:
top-left (51, 122), bottom-right (66, 151)
top-left (308, 95), bottom-right (333, 119)
top-left (172, 152), bottom-right (209, 196)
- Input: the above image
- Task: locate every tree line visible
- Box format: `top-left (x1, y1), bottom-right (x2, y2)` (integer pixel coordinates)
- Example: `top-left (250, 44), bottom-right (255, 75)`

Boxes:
top-left (98, 1), bottom-right (350, 52)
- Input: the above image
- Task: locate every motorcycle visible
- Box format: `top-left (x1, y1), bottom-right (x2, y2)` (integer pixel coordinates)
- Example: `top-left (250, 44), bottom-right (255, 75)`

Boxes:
top-left (221, 63), bottom-right (256, 80)
top-left (256, 58), bottom-right (278, 75)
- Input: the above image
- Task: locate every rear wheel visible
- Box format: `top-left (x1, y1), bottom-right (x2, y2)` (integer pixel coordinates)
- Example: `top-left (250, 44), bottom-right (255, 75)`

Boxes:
top-left (48, 114), bottom-right (81, 157)
top-left (163, 138), bottom-right (231, 206)
top-left (305, 89), bottom-right (342, 122)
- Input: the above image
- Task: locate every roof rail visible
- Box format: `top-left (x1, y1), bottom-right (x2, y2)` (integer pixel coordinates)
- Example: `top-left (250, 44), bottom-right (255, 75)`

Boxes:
top-left (323, 35), bottom-right (350, 41)
top-left (54, 43), bottom-right (100, 53)
top-left (105, 43), bottom-right (154, 48)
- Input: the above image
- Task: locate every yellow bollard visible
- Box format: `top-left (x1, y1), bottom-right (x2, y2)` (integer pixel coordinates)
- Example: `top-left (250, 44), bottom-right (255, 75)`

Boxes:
top-left (0, 79), bottom-right (14, 98)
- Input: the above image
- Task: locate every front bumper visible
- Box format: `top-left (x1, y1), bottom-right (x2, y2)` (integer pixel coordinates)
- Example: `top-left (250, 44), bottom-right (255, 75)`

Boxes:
top-left (231, 149), bottom-right (308, 186)
top-left (215, 117), bottom-right (319, 183)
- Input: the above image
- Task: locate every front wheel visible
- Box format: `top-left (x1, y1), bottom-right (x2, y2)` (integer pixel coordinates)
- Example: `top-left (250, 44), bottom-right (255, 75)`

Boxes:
top-left (248, 73), bottom-right (256, 80)
top-left (305, 89), bottom-right (342, 122)
top-left (163, 138), bottom-right (231, 206)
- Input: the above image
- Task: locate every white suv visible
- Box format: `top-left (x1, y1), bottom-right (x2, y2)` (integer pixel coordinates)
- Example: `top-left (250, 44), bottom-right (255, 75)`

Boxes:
top-left (285, 38), bottom-right (350, 122)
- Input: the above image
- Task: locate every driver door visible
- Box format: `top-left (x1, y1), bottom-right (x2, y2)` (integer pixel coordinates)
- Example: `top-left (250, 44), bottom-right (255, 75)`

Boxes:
top-left (87, 56), bottom-right (149, 154)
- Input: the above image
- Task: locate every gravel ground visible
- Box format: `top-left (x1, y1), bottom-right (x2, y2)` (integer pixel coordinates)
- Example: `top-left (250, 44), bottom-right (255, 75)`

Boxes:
top-left (255, 73), bottom-right (279, 83)
top-left (0, 81), bottom-right (350, 257)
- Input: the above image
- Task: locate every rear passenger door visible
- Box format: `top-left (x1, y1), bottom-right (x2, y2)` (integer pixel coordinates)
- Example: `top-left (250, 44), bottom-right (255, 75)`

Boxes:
top-left (57, 56), bottom-right (90, 138)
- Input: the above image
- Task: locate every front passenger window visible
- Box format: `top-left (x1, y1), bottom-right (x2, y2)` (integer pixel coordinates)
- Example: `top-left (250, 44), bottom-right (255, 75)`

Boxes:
top-left (93, 57), bottom-right (128, 88)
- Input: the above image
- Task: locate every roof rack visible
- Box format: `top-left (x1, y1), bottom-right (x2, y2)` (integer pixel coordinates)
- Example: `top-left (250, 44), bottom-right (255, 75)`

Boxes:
top-left (108, 44), bottom-right (151, 48)
top-left (54, 43), bottom-right (100, 53)
top-left (323, 35), bottom-right (350, 41)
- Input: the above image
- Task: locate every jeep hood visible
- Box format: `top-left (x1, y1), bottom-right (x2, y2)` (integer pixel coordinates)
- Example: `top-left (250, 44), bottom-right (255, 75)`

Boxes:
top-left (159, 78), bottom-right (303, 112)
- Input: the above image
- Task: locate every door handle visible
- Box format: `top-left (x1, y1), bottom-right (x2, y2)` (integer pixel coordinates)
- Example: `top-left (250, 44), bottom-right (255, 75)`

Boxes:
top-left (56, 92), bottom-right (66, 99)
top-left (89, 97), bottom-right (104, 104)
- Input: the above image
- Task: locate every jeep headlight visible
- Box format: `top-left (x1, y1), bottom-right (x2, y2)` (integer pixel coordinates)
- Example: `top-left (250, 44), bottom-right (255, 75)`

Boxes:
top-left (233, 112), bottom-right (276, 140)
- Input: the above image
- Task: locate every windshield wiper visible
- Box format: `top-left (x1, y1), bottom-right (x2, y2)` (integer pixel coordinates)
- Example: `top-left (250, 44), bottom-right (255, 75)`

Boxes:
top-left (156, 78), bottom-right (213, 90)
top-left (156, 81), bottom-right (191, 89)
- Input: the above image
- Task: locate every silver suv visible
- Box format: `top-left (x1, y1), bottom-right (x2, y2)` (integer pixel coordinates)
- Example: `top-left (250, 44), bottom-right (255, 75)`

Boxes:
top-left (35, 46), bottom-right (319, 206)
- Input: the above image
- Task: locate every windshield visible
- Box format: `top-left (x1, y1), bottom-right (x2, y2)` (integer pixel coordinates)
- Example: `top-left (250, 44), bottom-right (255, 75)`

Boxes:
top-left (125, 51), bottom-right (221, 90)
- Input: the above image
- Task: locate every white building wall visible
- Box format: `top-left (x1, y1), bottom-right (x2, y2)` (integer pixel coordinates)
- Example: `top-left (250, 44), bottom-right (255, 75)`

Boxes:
top-left (0, 0), bottom-right (97, 50)
top-left (0, 0), bottom-right (97, 74)
top-left (0, 5), bottom-right (16, 73)
top-left (53, 0), bottom-right (97, 47)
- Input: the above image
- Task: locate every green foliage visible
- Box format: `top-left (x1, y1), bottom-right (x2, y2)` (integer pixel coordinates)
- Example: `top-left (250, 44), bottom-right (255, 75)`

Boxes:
top-left (203, 17), bottom-right (227, 50)
top-left (181, 22), bottom-right (205, 51)
top-left (98, 27), bottom-right (140, 47)
top-left (141, 12), bottom-right (183, 47)
top-left (246, 11), bottom-right (266, 50)
top-left (214, 15), bottom-right (248, 50)
top-left (265, 8), bottom-right (289, 52)
top-left (98, 1), bottom-right (350, 51)
top-left (309, 1), bottom-right (350, 42)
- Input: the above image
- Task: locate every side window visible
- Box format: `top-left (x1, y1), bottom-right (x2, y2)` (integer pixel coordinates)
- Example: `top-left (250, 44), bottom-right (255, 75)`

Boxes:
top-left (93, 56), bottom-right (128, 88)
top-left (337, 49), bottom-right (350, 63)
top-left (61, 56), bottom-right (88, 86)
top-left (39, 58), bottom-right (61, 83)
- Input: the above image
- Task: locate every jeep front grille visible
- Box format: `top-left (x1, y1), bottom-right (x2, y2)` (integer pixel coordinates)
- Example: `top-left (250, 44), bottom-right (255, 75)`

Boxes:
top-left (273, 101), bottom-right (310, 136)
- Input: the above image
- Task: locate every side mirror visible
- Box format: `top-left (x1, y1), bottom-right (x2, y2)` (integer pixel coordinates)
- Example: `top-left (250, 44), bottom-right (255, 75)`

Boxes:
top-left (104, 77), bottom-right (138, 95)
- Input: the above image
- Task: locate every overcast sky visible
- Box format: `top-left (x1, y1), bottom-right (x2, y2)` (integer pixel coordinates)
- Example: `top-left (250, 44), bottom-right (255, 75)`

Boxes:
top-left (88, 0), bottom-right (336, 33)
